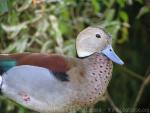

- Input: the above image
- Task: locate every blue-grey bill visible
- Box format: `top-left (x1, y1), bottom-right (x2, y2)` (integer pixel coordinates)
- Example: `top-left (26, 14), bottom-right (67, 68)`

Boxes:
top-left (102, 45), bottom-right (124, 65)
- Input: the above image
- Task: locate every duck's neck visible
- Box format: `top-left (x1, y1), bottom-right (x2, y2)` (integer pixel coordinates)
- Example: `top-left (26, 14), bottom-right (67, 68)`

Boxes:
top-left (81, 52), bottom-right (113, 103)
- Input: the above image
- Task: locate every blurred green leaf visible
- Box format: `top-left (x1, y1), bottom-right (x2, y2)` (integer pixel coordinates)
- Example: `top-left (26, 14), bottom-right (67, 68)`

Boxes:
top-left (0, 0), bottom-right (8, 14)
top-left (119, 11), bottom-right (129, 22)
top-left (135, 0), bottom-right (144, 4)
top-left (91, 0), bottom-right (100, 13)
top-left (117, 0), bottom-right (126, 8)
top-left (118, 26), bottom-right (128, 43)
top-left (105, 9), bottom-right (115, 21)
top-left (137, 6), bottom-right (150, 18)
top-left (1, 23), bottom-right (27, 39)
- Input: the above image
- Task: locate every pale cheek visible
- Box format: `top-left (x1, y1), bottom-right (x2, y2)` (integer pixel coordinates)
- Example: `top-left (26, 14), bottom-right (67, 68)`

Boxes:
top-left (85, 39), bottom-right (99, 49)
top-left (98, 41), bottom-right (107, 50)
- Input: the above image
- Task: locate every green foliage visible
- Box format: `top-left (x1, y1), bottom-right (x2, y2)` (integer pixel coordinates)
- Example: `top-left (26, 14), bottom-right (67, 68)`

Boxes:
top-left (0, 0), bottom-right (8, 14)
top-left (0, 0), bottom-right (150, 113)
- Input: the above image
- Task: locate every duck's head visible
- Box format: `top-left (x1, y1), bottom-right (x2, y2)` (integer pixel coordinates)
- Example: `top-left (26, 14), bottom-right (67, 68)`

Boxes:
top-left (76, 27), bottom-right (124, 65)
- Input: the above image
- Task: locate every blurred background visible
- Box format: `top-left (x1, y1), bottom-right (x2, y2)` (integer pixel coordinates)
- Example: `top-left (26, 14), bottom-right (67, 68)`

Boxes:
top-left (0, 0), bottom-right (150, 113)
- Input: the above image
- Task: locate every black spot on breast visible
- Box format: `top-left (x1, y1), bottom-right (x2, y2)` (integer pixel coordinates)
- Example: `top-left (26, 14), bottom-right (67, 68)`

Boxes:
top-left (52, 71), bottom-right (69, 82)
top-left (92, 73), bottom-right (95, 75)
top-left (95, 78), bottom-right (98, 81)
top-left (95, 87), bottom-right (98, 90)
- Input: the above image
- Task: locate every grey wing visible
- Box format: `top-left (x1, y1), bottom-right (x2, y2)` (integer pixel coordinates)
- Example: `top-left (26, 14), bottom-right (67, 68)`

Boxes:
top-left (1, 65), bottom-right (66, 113)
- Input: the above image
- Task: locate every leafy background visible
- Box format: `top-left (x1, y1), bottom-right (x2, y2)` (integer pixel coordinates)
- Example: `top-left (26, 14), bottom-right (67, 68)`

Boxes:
top-left (0, 0), bottom-right (150, 113)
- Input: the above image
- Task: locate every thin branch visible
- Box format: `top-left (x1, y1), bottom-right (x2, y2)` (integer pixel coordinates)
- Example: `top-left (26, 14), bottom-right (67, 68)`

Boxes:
top-left (118, 66), bottom-right (144, 81)
top-left (132, 75), bottom-right (150, 110)
top-left (145, 66), bottom-right (150, 77)
top-left (106, 91), bottom-right (123, 113)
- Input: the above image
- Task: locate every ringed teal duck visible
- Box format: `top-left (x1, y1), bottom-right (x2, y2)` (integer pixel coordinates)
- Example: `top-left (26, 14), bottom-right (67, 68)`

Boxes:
top-left (0, 27), bottom-right (124, 113)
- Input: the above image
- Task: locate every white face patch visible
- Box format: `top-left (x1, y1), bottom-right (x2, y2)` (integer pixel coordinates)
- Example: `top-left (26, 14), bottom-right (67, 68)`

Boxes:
top-left (77, 51), bottom-right (93, 57)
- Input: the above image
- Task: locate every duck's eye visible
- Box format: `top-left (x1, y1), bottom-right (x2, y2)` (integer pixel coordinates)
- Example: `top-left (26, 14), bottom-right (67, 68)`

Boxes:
top-left (96, 34), bottom-right (101, 38)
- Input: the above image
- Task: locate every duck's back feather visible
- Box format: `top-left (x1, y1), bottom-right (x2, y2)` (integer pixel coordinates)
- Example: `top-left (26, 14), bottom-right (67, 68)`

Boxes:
top-left (0, 53), bottom-right (70, 72)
